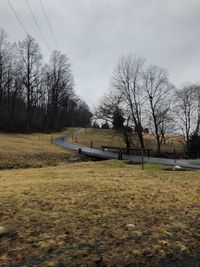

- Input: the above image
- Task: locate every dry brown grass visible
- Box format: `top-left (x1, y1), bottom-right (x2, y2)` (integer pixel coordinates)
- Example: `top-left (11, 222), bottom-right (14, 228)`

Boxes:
top-left (0, 128), bottom-right (77, 170)
top-left (0, 160), bottom-right (200, 266)
top-left (73, 128), bottom-right (184, 155)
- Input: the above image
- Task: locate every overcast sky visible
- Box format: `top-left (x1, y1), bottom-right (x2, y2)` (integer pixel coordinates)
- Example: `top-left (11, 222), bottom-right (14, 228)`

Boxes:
top-left (1, 0), bottom-right (200, 108)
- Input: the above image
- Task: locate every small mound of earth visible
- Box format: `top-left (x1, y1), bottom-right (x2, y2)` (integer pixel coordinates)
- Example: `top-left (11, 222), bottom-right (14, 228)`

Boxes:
top-left (68, 156), bottom-right (100, 163)
top-left (0, 225), bottom-right (18, 239)
top-left (125, 160), bottom-right (142, 165)
top-left (68, 156), bottom-right (83, 163)
top-left (157, 257), bottom-right (200, 267)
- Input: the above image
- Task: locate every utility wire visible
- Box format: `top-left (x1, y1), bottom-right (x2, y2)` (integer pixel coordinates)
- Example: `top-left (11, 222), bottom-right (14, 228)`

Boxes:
top-left (7, 0), bottom-right (28, 35)
top-left (24, 0), bottom-right (50, 52)
top-left (7, 0), bottom-right (28, 64)
top-left (40, 0), bottom-right (60, 50)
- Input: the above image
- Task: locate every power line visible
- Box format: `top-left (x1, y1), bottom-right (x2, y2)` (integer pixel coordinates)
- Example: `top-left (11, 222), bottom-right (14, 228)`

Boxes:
top-left (24, 0), bottom-right (50, 52)
top-left (7, 0), bottom-right (28, 35)
top-left (40, 0), bottom-right (60, 50)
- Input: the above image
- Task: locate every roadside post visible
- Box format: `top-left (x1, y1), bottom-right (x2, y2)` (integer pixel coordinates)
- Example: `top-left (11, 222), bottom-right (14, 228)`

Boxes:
top-left (174, 148), bottom-right (176, 162)
top-left (141, 149), bottom-right (144, 170)
top-left (118, 148), bottom-right (123, 160)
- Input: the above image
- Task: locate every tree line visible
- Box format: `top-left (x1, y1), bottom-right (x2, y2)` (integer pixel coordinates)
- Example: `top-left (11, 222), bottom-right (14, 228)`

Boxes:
top-left (96, 55), bottom-right (200, 156)
top-left (0, 29), bottom-right (92, 132)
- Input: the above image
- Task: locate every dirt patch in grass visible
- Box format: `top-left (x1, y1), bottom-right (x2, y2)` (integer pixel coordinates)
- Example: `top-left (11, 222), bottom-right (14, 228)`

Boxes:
top-left (124, 160), bottom-right (142, 165)
top-left (0, 161), bottom-right (200, 266)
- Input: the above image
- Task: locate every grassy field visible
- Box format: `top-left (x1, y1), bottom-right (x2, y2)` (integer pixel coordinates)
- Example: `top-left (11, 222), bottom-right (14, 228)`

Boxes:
top-left (72, 128), bottom-right (184, 156)
top-left (0, 128), bottom-right (78, 170)
top-left (0, 160), bottom-right (200, 266)
top-left (0, 128), bottom-right (200, 266)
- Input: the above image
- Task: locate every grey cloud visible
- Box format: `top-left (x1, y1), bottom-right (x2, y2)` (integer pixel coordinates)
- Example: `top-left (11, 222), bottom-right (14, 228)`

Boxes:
top-left (1, 0), bottom-right (200, 107)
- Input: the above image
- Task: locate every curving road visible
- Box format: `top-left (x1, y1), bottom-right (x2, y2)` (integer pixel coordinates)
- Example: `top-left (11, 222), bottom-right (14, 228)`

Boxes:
top-left (53, 128), bottom-right (200, 169)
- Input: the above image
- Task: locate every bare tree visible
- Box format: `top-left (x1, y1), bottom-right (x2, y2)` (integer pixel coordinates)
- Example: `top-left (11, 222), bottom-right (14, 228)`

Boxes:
top-left (96, 91), bottom-right (134, 151)
top-left (0, 29), bottom-right (11, 128)
top-left (193, 84), bottom-right (200, 135)
top-left (5, 44), bottom-right (24, 131)
top-left (0, 29), bottom-right (24, 131)
top-left (44, 50), bottom-right (74, 130)
top-left (0, 30), bottom-right (9, 96)
top-left (0, 29), bottom-right (92, 132)
top-left (112, 55), bottom-right (145, 148)
top-left (72, 98), bottom-right (92, 127)
top-left (175, 85), bottom-right (197, 146)
top-left (143, 65), bottom-right (173, 154)
top-left (18, 35), bottom-right (43, 131)
top-left (95, 91), bottom-right (122, 124)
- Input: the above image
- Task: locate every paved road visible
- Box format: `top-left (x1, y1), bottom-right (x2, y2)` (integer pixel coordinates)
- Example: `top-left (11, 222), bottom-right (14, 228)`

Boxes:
top-left (53, 128), bottom-right (200, 169)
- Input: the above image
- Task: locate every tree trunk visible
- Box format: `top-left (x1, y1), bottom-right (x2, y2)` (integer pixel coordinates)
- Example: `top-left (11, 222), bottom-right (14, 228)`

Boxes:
top-left (137, 131), bottom-right (144, 148)
top-left (156, 139), bottom-right (161, 155)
